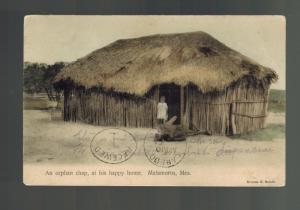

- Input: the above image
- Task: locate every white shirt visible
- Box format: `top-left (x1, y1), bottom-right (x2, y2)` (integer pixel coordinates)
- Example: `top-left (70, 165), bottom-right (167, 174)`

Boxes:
top-left (157, 102), bottom-right (168, 120)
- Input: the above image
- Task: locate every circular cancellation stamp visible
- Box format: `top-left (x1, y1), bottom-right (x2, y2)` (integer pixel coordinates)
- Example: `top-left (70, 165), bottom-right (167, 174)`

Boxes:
top-left (90, 128), bottom-right (137, 164)
top-left (144, 130), bottom-right (187, 168)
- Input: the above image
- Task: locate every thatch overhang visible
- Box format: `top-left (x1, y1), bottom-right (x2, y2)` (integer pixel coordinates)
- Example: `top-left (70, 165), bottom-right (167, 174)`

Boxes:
top-left (54, 31), bottom-right (278, 95)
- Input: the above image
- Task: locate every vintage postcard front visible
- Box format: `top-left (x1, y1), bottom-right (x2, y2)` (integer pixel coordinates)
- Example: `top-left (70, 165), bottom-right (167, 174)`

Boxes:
top-left (23, 15), bottom-right (285, 186)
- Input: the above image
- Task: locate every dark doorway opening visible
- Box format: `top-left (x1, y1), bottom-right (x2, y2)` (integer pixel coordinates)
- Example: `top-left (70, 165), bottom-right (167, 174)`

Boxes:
top-left (159, 83), bottom-right (181, 124)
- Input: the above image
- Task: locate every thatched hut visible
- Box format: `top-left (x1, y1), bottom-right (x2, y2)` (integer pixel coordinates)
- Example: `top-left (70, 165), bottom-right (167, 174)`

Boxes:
top-left (54, 31), bottom-right (277, 135)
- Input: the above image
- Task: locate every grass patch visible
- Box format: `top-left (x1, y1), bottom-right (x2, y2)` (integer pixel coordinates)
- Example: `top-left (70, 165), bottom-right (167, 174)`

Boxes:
top-left (268, 102), bottom-right (285, 113)
top-left (230, 124), bottom-right (285, 141)
top-left (23, 96), bottom-right (49, 110)
top-left (23, 93), bottom-right (57, 110)
top-left (268, 89), bottom-right (285, 113)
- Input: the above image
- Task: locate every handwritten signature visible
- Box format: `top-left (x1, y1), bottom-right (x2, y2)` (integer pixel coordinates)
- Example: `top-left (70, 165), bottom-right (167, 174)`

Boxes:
top-left (186, 137), bottom-right (273, 158)
top-left (72, 129), bottom-right (95, 154)
top-left (70, 129), bottom-right (273, 158)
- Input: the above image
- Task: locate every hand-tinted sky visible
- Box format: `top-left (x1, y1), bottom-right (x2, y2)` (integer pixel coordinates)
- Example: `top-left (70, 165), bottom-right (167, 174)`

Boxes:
top-left (24, 15), bottom-right (285, 89)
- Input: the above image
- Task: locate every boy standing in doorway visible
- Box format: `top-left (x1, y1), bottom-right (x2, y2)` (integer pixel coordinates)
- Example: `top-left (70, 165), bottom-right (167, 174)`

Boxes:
top-left (157, 96), bottom-right (168, 125)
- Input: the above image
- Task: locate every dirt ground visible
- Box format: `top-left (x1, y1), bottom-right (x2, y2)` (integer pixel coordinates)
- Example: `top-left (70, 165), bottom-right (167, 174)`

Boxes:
top-left (23, 109), bottom-right (285, 169)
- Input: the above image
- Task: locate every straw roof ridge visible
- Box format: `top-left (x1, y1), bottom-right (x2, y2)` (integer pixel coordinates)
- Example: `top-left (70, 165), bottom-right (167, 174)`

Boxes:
top-left (55, 31), bottom-right (278, 95)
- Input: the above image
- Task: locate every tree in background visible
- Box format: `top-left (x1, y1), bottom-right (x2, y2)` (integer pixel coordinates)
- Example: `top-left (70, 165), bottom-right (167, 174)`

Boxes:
top-left (43, 62), bottom-right (65, 101)
top-left (23, 62), bottom-right (66, 101)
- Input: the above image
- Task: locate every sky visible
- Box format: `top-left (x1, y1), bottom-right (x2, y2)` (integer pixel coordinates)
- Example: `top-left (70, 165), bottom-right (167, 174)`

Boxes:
top-left (24, 15), bottom-right (285, 89)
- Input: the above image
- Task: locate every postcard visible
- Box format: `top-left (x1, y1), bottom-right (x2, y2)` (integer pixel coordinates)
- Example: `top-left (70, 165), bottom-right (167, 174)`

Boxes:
top-left (23, 15), bottom-right (285, 186)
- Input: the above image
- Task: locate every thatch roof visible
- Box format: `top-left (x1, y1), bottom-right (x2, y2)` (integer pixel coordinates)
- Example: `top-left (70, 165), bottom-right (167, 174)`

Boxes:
top-left (55, 31), bottom-right (277, 95)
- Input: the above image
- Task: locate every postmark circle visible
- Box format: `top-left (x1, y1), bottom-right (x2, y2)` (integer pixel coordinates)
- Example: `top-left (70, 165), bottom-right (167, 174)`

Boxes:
top-left (144, 130), bottom-right (187, 168)
top-left (90, 128), bottom-right (137, 164)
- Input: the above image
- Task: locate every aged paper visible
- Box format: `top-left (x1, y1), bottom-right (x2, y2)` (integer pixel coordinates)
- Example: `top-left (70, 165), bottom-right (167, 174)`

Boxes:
top-left (23, 15), bottom-right (285, 186)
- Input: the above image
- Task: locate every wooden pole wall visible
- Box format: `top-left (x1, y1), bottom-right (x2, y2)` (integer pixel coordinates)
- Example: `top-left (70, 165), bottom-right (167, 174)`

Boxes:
top-left (180, 86), bottom-right (184, 126)
top-left (63, 81), bottom-right (270, 135)
top-left (63, 88), bottom-right (157, 128)
top-left (189, 81), bottom-right (270, 135)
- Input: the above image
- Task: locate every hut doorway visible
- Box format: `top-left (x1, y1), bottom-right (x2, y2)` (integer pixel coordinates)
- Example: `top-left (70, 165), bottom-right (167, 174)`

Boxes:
top-left (159, 84), bottom-right (181, 124)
